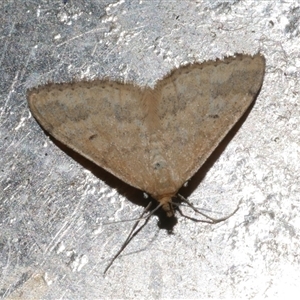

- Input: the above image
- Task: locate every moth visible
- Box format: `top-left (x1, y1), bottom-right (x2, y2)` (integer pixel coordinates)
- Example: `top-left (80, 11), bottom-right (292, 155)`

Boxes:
top-left (27, 53), bottom-right (265, 272)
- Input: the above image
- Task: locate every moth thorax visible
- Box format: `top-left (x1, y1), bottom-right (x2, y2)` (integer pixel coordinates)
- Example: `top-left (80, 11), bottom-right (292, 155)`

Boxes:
top-left (158, 196), bottom-right (174, 217)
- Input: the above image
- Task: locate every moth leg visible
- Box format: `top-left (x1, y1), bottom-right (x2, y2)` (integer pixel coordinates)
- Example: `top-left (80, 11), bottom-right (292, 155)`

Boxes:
top-left (177, 194), bottom-right (239, 224)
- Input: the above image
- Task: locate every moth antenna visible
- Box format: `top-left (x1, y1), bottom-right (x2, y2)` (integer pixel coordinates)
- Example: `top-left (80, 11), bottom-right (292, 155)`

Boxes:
top-left (103, 202), bottom-right (164, 225)
top-left (104, 202), bottom-right (163, 274)
top-left (177, 194), bottom-right (239, 224)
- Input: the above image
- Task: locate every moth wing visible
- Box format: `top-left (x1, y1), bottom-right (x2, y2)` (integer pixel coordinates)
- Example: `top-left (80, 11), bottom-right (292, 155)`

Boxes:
top-left (28, 54), bottom-right (265, 199)
top-left (28, 81), bottom-right (156, 192)
top-left (155, 54), bottom-right (265, 189)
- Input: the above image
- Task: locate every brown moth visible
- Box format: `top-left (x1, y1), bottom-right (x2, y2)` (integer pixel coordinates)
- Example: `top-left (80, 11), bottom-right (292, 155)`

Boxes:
top-left (27, 54), bottom-right (265, 271)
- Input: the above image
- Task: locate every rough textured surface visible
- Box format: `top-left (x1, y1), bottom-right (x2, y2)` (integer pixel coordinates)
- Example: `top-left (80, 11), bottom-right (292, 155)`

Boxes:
top-left (0, 0), bottom-right (299, 299)
top-left (28, 54), bottom-right (265, 214)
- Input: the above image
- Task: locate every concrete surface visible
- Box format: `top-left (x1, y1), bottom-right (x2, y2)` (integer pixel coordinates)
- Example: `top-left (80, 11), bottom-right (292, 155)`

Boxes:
top-left (0, 0), bottom-right (299, 299)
